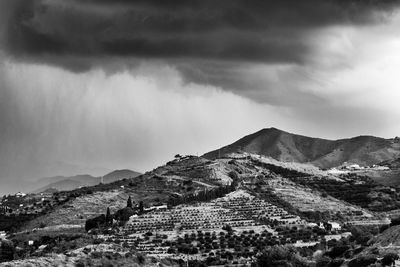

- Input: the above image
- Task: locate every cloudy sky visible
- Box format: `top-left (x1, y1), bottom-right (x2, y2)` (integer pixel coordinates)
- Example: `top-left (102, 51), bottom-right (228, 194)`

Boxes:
top-left (1, 0), bottom-right (400, 193)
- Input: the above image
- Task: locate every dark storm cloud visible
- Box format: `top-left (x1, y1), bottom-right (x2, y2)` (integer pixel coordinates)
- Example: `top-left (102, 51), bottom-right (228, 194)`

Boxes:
top-left (175, 60), bottom-right (329, 105)
top-left (1, 0), bottom-right (399, 67)
top-left (1, 0), bottom-right (400, 106)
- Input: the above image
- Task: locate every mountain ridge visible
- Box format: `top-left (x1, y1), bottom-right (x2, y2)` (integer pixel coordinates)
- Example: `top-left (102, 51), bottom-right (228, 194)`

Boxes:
top-left (32, 169), bottom-right (141, 193)
top-left (203, 127), bottom-right (400, 169)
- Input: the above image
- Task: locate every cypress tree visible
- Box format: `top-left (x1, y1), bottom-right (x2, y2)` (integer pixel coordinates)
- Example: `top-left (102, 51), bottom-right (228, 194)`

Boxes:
top-left (127, 196), bottom-right (133, 208)
top-left (139, 201), bottom-right (144, 213)
top-left (105, 207), bottom-right (111, 225)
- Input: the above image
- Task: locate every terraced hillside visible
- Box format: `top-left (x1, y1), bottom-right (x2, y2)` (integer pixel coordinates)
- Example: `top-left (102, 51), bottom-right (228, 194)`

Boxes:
top-left (101, 190), bottom-right (323, 259)
top-left (4, 152), bottom-right (400, 266)
top-left (19, 156), bottom-right (236, 231)
top-left (0, 243), bottom-right (177, 267)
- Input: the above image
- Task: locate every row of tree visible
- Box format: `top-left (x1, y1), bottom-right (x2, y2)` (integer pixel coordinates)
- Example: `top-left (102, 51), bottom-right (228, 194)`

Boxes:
top-left (85, 196), bottom-right (144, 231)
top-left (168, 180), bottom-right (238, 206)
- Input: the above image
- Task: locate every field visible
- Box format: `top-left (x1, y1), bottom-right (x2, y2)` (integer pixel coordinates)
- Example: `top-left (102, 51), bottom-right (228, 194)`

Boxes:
top-left (95, 190), bottom-right (335, 262)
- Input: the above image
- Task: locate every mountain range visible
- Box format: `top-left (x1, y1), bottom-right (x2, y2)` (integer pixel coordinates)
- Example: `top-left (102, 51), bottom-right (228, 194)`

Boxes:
top-left (32, 169), bottom-right (141, 193)
top-left (28, 128), bottom-right (400, 193)
top-left (204, 127), bottom-right (400, 169)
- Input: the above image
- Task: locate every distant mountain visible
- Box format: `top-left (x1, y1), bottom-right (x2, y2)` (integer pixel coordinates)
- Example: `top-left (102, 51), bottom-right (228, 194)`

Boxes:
top-left (36, 174), bottom-right (99, 187)
top-left (203, 127), bottom-right (400, 169)
top-left (102, 169), bottom-right (141, 184)
top-left (33, 175), bottom-right (100, 193)
top-left (33, 170), bottom-right (141, 193)
top-left (33, 179), bottom-right (85, 193)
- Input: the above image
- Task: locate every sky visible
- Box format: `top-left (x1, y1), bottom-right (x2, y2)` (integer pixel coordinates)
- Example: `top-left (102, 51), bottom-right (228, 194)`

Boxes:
top-left (1, 0), bottom-right (400, 193)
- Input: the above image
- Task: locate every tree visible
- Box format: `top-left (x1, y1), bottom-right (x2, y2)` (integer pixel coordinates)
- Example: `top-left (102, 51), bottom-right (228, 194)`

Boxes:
top-left (105, 207), bottom-right (112, 225)
top-left (257, 245), bottom-right (311, 267)
top-left (0, 240), bottom-right (15, 262)
top-left (114, 207), bottom-right (135, 222)
top-left (381, 253), bottom-right (399, 266)
top-left (327, 245), bottom-right (350, 258)
top-left (348, 255), bottom-right (377, 267)
top-left (127, 196), bottom-right (133, 208)
top-left (222, 224), bottom-right (233, 233)
top-left (137, 253), bottom-right (145, 264)
top-left (316, 256), bottom-right (331, 267)
top-left (139, 201), bottom-right (144, 213)
top-left (85, 214), bottom-right (106, 232)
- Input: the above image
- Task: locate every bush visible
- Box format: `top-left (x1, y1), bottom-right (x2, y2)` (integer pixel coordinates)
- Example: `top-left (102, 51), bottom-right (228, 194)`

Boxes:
top-left (0, 240), bottom-right (15, 262)
top-left (348, 255), bottom-right (377, 267)
top-left (327, 245), bottom-right (350, 258)
top-left (257, 245), bottom-right (311, 267)
top-left (316, 256), bottom-right (330, 267)
top-left (85, 214), bottom-right (106, 232)
top-left (137, 253), bottom-right (145, 264)
top-left (113, 207), bottom-right (135, 222)
top-left (329, 258), bottom-right (344, 267)
top-left (381, 253), bottom-right (399, 266)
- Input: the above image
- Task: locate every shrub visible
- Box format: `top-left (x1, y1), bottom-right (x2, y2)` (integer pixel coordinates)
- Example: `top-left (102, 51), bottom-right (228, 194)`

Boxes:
top-left (137, 253), bottom-right (145, 264)
top-left (381, 253), bottom-right (399, 266)
top-left (85, 214), bottom-right (106, 232)
top-left (316, 256), bottom-right (330, 267)
top-left (0, 240), bottom-right (15, 262)
top-left (348, 255), bottom-right (377, 267)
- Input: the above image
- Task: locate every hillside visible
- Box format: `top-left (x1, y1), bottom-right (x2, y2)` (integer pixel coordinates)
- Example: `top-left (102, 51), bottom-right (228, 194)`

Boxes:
top-left (371, 225), bottom-right (400, 247)
top-left (380, 157), bottom-right (400, 169)
top-left (204, 128), bottom-right (400, 169)
top-left (22, 153), bottom-right (393, 231)
top-left (21, 156), bottom-right (231, 230)
top-left (0, 243), bottom-right (177, 267)
top-left (3, 153), bottom-right (400, 266)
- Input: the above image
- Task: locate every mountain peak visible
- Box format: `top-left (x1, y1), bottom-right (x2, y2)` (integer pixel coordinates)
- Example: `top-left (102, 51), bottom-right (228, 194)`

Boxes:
top-left (260, 127), bottom-right (285, 133)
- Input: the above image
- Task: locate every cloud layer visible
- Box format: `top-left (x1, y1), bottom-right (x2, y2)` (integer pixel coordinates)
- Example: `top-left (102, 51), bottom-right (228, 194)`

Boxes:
top-left (1, 0), bottom-right (399, 105)
top-left (2, 0), bottom-right (399, 67)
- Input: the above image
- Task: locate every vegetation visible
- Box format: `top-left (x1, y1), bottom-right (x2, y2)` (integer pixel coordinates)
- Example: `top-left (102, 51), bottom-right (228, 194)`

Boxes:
top-left (289, 174), bottom-right (400, 212)
top-left (2, 154), bottom-right (400, 266)
top-left (257, 245), bottom-right (311, 267)
top-left (167, 182), bottom-right (237, 206)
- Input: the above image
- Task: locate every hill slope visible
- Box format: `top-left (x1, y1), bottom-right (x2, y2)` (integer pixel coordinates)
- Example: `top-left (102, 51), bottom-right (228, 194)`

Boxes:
top-left (380, 157), bottom-right (400, 169)
top-left (204, 128), bottom-right (400, 169)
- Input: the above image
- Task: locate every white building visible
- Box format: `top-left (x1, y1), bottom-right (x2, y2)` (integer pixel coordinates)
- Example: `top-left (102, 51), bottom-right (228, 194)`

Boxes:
top-left (328, 221), bottom-right (341, 231)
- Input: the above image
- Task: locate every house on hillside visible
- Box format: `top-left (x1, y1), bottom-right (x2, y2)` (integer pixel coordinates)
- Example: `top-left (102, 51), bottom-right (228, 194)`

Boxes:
top-left (318, 221), bottom-right (341, 231)
top-left (15, 192), bottom-right (26, 198)
top-left (144, 204), bottom-right (168, 212)
top-left (328, 221), bottom-right (341, 231)
top-left (0, 231), bottom-right (6, 240)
